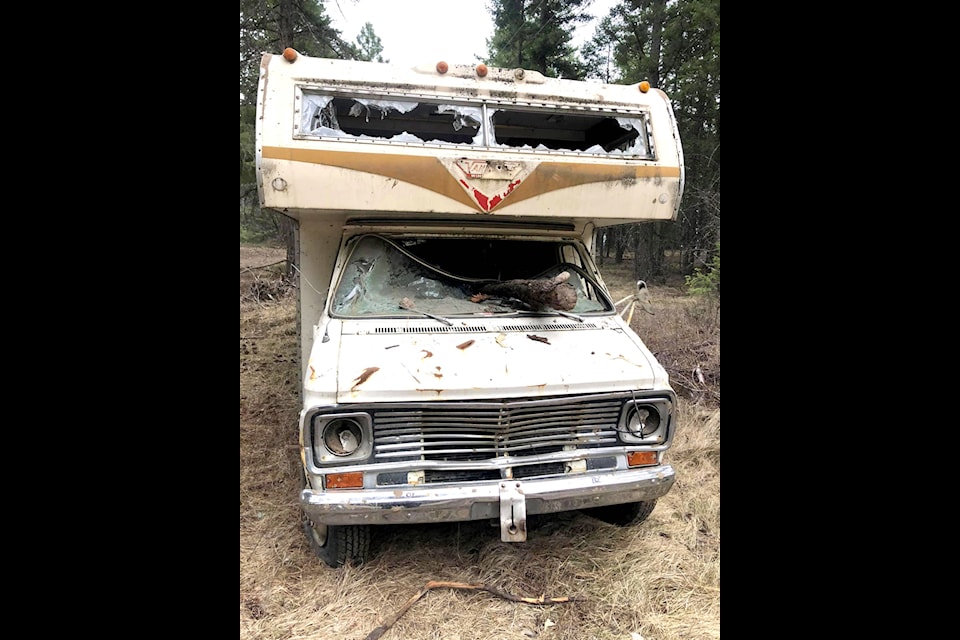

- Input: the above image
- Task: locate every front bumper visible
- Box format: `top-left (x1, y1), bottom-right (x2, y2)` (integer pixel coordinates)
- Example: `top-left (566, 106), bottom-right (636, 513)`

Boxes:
top-left (301, 464), bottom-right (675, 538)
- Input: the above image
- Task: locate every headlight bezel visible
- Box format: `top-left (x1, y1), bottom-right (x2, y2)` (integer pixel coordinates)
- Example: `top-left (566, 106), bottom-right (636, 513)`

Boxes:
top-left (309, 412), bottom-right (373, 464)
top-left (617, 397), bottom-right (673, 445)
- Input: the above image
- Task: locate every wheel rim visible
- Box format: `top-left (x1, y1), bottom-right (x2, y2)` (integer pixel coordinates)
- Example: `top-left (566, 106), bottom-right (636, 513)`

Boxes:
top-left (306, 518), bottom-right (328, 547)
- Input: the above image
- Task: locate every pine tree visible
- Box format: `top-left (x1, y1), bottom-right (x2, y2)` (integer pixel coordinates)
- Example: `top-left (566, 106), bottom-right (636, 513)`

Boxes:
top-left (240, 0), bottom-right (375, 271)
top-left (355, 22), bottom-right (387, 62)
top-left (485, 0), bottom-right (592, 79)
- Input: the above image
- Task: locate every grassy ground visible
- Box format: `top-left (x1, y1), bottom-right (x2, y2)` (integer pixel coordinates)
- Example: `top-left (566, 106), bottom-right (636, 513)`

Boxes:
top-left (240, 245), bottom-right (720, 640)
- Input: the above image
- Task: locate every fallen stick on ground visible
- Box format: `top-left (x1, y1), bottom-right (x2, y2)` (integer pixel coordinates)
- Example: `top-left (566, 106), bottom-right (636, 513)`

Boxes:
top-left (364, 580), bottom-right (580, 640)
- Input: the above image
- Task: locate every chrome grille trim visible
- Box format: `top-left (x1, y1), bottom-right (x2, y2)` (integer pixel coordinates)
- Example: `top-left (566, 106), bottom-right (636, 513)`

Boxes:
top-left (371, 395), bottom-right (623, 462)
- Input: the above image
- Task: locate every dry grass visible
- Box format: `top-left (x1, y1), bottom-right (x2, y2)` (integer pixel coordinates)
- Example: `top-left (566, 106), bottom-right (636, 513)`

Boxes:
top-left (240, 245), bottom-right (720, 640)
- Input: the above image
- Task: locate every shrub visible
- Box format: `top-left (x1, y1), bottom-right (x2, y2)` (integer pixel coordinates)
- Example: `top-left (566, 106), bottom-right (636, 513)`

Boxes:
top-left (684, 242), bottom-right (720, 296)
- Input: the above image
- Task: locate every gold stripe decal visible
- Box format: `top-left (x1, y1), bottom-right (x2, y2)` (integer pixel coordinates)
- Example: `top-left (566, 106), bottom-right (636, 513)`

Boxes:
top-left (506, 163), bottom-right (681, 209)
top-left (262, 146), bottom-right (681, 213)
top-left (261, 146), bottom-right (476, 209)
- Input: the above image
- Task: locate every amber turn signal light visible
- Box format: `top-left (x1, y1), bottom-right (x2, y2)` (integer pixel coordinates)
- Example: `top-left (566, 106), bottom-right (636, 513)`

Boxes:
top-left (476, 64), bottom-right (488, 77)
top-left (627, 451), bottom-right (657, 467)
top-left (283, 47), bottom-right (298, 62)
top-left (436, 61), bottom-right (449, 73)
top-left (325, 471), bottom-right (363, 489)
top-left (638, 81), bottom-right (650, 93)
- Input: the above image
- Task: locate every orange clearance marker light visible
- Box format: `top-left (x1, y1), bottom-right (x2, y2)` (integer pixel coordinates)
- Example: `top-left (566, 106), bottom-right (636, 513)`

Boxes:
top-left (476, 63), bottom-right (488, 77)
top-left (638, 81), bottom-right (651, 93)
top-left (436, 61), bottom-right (449, 74)
top-left (326, 471), bottom-right (363, 489)
top-left (627, 451), bottom-right (658, 467)
top-left (283, 47), bottom-right (298, 62)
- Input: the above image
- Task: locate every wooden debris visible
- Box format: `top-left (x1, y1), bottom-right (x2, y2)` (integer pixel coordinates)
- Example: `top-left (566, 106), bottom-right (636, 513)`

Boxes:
top-left (364, 580), bottom-right (579, 640)
top-left (480, 272), bottom-right (576, 311)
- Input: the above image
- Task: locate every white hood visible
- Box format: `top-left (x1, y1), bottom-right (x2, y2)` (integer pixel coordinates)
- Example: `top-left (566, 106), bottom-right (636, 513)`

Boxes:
top-left (321, 319), bottom-right (662, 403)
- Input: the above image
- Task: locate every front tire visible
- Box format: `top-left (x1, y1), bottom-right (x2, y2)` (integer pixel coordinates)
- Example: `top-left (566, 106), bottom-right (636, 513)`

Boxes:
top-left (300, 469), bottom-right (370, 567)
top-left (303, 517), bottom-right (370, 568)
top-left (582, 499), bottom-right (657, 527)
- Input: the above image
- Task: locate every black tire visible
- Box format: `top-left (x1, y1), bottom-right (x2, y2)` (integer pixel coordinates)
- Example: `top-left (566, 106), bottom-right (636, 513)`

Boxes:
top-left (303, 517), bottom-right (371, 568)
top-left (582, 499), bottom-right (657, 527)
top-left (300, 469), bottom-right (370, 567)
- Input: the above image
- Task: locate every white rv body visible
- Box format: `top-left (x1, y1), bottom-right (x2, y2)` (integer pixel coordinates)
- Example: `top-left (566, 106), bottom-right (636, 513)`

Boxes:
top-left (255, 50), bottom-right (684, 567)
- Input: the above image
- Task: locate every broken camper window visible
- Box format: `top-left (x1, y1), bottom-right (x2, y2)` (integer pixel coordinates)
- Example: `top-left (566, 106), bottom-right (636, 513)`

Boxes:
top-left (491, 108), bottom-right (651, 156)
top-left (331, 235), bottom-right (612, 318)
top-left (298, 92), bottom-right (652, 157)
top-left (300, 93), bottom-right (482, 144)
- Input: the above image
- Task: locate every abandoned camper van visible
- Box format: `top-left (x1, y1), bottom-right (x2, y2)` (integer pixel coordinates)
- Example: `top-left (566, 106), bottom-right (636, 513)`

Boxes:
top-left (255, 49), bottom-right (685, 567)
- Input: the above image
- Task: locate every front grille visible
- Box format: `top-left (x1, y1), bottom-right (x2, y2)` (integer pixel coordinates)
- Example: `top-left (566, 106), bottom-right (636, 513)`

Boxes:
top-left (424, 469), bottom-right (501, 483)
top-left (372, 395), bottom-right (622, 463)
top-left (512, 462), bottom-right (566, 479)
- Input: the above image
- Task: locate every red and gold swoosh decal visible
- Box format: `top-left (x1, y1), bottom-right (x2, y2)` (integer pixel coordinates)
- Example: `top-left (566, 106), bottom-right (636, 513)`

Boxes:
top-left (261, 146), bottom-right (681, 213)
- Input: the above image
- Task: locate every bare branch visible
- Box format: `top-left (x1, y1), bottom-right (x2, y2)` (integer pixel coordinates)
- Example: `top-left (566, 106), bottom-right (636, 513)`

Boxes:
top-left (365, 580), bottom-right (579, 640)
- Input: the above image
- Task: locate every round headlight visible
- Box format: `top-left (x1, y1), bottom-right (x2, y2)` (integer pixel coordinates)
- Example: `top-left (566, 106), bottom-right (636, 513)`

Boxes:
top-left (627, 405), bottom-right (660, 437)
top-left (323, 419), bottom-right (363, 456)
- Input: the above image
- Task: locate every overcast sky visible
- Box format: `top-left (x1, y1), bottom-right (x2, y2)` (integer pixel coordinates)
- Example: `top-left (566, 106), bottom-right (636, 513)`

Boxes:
top-left (325, 0), bottom-right (617, 67)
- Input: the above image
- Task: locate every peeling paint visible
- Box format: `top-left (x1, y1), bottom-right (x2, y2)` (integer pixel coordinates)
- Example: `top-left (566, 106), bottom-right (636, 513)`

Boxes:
top-left (459, 178), bottom-right (523, 212)
top-left (486, 179), bottom-right (522, 211)
top-left (309, 365), bottom-right (317, 380)
top-left (421, 350), bottom-right (433, 359)
top-left (351, 366), bottom-right (380, 390)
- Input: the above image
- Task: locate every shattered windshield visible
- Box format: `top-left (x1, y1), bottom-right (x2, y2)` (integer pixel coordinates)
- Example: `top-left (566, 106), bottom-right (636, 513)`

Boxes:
top-left (331, 235), bottom-right (612, 318)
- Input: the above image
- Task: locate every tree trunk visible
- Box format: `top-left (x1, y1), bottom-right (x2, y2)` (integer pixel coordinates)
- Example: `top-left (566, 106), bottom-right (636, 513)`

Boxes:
top-left (648, 0), bottom-right (665, 88)
top-left (632, 223), bottom-right (664, 282)
top-left (279, 214), bottom-right (298, 281)
top-left (614, 226), bottom-right (626, 263)
top-left (278, 0), bottom-right (294, 47)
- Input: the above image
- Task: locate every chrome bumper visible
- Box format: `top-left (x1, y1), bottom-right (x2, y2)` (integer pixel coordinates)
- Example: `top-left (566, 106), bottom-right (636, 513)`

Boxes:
top-left (301, 465), bottom-right (675, 540)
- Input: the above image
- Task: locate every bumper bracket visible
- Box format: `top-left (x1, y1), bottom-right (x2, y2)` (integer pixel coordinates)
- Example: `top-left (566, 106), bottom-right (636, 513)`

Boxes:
top-left (499, 481), bottom-right (527, 542)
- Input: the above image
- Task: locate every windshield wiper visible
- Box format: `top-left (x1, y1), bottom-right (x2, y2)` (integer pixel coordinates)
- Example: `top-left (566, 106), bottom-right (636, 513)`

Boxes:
top-left (516, 309), bottom-right (585, 323)
top-left (397, 305), bottom-right (453, 326)
top-left (482, 297), bottom-right (585, 322)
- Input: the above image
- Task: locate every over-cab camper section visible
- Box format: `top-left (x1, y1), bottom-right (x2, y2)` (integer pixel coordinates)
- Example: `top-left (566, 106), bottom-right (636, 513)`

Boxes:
top-left (256, 53), bottom-right (684, 223)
